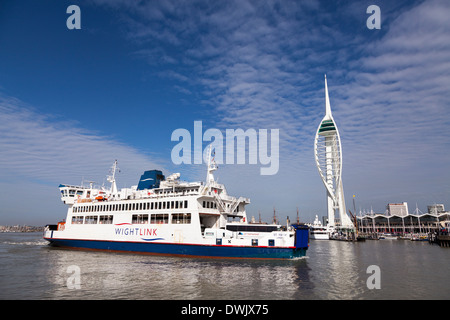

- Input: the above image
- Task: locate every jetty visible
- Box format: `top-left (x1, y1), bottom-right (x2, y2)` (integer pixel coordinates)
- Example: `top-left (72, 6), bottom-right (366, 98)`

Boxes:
top-left (429, 231), bottom-right (450, 247)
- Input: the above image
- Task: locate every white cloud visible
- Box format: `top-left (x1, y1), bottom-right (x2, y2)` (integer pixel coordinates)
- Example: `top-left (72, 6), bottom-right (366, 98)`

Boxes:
top-left (0, 95), bottom-right (167, 186)
top-left (0, 94), bottom-right (167, 224)
top-left (4, 0), bottom-right (449, 224)
top-left (86, 0), bottom-right (450, 219)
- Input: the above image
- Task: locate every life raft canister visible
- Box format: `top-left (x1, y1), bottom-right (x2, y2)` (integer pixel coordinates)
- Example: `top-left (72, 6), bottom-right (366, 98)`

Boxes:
top-left (57, 222), bottom-right (65, 231)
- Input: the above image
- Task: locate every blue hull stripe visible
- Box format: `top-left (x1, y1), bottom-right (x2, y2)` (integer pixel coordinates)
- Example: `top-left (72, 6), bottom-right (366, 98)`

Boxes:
top-left (44, 238), bottom-right (307, 259)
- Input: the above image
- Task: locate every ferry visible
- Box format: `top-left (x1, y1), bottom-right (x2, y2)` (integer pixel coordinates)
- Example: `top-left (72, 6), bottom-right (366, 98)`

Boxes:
top-left (43, 148), bottom-right (309, 259)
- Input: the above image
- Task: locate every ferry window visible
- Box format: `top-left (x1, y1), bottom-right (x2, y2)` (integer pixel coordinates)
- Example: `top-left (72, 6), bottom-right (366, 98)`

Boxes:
top-left (158, 202), bottom-right (162, 210)
top-left (76, 190), bottom-right (83, 196)
top-left (163, 202), bottom-right (166, 209)
top-left (203, 201), bottom-right (206, 208)
top-left (85, 216), bottom-right (98, 224)
top-left (72, 216), bottom-right (83, 224)
top-left (151, 214), bottom-right (168, 224)
top-left (151, 202), bottom-right (154, 210)
top-left (175, 201), bottom-right (179, 209)
top-left (184, 200), bottom-right (188, 209)
top-left (139, 203), bottom-right (143, 210)
top-left (172, 213), bottom-right (191, 224)
top-left (179, 201), bottom-right (183, 209)
top-left (171, 201), bottom-right (174, 209)
top-left (99, 215), bottom-right (113, 224)
top-left (268, 239), bottom-right (275, 247)
top-left (132, 214), bottom-right (148, 224)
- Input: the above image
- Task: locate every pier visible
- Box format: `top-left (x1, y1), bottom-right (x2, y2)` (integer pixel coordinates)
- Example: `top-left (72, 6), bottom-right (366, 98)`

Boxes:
top-left (429, 231), bottom-right (450, 247)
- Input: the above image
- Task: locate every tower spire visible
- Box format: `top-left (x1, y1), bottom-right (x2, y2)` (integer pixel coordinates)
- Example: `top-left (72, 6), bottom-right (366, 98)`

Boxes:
top-left (324, 74), bottom-right (332, 120)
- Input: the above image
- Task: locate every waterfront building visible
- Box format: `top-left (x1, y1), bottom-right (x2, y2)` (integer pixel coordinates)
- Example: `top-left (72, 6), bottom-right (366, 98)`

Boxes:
top-left (314, 75), bottom-right (353, 230)
top-left (357, 203), bottom-right (450, 235)
top-left (428, 204), bottom-right (445, 214)
top-left (387, 202), bottom-right (408, 216)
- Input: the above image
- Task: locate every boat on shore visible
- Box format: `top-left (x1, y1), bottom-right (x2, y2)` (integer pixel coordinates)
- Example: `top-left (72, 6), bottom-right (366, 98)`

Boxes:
top-left (410, 234), bottom-right (428, 241)
top-left (43, 149), bottom-right (309, 259)
top-left (379, 233), bottom-right (397, 240)
top-left (308, 215), bottom-right (329, 240)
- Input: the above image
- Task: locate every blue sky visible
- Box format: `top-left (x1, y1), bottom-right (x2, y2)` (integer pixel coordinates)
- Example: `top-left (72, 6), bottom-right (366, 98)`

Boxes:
top-left (1, 0), bottom-right (449, 225)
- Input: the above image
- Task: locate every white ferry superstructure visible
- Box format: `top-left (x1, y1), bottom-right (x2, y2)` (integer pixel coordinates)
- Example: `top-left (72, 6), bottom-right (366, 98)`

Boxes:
top-left (44, 149), bottom-right (309, 259)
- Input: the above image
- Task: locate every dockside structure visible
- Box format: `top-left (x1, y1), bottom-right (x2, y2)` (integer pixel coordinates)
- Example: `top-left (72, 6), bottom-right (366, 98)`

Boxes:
top-left (357, 211), bottom-right (450, 235)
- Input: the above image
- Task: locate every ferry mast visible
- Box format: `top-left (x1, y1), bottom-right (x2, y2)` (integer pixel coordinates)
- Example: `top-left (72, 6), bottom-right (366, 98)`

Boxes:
top-left (314, 75), bottom-right (353, 229)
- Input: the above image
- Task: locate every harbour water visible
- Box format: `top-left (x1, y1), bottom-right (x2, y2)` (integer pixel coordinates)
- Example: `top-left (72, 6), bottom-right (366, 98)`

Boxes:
top-left (0, 232), bottom-right (449, 300)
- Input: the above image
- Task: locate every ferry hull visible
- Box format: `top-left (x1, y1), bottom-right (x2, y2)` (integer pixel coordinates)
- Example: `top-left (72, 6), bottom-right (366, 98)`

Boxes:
top-left (44, 237), bottom-right (307, 260)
